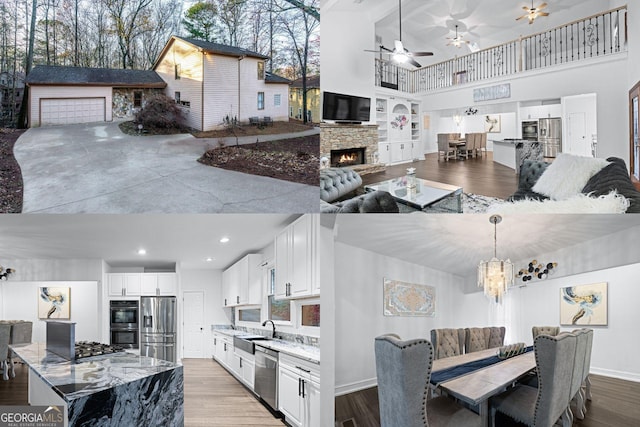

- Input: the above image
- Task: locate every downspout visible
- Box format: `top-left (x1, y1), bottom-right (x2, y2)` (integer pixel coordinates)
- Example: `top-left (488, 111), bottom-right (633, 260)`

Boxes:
top-left (238, 55), bottom-right (245, 122)
top-left (201, 51), bottom-right (205, 131)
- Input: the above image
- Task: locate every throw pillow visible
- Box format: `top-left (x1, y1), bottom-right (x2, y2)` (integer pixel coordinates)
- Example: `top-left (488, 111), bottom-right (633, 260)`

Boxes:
top-left (532, 154), bottom-right (609, 200)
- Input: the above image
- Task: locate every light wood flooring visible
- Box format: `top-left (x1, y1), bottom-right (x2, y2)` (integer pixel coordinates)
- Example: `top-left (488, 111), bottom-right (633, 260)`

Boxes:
top-left (360, 152), bottom-right (519, 199)
top-left (335, 374), bottom-right (640, 427)
top-left (0, 359), bottom-right (284, 427)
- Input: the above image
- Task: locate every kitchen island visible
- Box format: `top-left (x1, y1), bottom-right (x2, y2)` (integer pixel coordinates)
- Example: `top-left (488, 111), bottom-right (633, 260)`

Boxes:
top-left (10, 343), bottom-right (184, 427)
top-left (492, 139), bottom-right (544, 174)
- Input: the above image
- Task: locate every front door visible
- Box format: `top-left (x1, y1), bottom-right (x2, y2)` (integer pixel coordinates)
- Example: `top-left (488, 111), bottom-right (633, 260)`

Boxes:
top-left (183, 291), bottom-right (205, 358)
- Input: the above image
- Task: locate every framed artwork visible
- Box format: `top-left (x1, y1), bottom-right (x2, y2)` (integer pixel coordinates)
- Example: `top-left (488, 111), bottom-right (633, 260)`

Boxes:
top-left (38, 287), bottom-right (71, 320)
top-left (485, 115), bottom-right (501, 133)
top-left (383, 278), bottom-right (436, 317)
top-left (560, 282), bottom-right (607, 326)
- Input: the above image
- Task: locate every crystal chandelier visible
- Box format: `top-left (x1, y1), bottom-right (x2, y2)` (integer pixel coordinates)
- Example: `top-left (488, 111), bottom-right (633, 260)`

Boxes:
top-left (478, 215), bottom-right (514, 304)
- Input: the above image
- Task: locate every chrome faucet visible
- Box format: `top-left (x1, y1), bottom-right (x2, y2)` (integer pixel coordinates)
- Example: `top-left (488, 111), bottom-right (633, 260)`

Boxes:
top-left (262, 320), bottom-right (276, 339)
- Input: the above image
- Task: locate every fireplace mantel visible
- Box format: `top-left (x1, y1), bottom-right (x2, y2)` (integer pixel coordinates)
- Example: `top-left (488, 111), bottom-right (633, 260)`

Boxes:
top-left (320, 123), bottom-right (379, 166)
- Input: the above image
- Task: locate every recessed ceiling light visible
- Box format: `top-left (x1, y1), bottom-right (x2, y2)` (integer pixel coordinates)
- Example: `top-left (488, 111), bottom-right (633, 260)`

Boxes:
top-left (206, 257), bottom-right (214, 262)
top-left (220, 237), bottom-right (230, 243)
top-left (137, 249), bottom-right (147, 255)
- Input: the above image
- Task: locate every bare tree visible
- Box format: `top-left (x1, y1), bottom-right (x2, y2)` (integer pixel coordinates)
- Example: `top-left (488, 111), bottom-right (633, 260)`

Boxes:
top-left (102, 0), bottom-right (153, 69)
top-left (140, 0), bottom-right (181, 68)
top-left (17, 0), bottom-right (37, 128)
top-left (214, 0), bottom-right (246, 47)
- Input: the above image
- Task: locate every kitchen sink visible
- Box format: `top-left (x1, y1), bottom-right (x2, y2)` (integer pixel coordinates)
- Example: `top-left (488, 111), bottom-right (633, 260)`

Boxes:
top-left (234, 335), bottom-right (269, 354)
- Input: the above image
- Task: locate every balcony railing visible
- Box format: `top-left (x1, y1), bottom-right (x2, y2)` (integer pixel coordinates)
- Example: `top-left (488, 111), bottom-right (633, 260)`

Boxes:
top-left (375, 6), bottom-right (627, 94)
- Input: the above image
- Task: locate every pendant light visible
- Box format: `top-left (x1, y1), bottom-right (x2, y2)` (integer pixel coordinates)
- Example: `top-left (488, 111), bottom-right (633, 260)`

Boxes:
top-left (477, 215), bottom-right (514, 304)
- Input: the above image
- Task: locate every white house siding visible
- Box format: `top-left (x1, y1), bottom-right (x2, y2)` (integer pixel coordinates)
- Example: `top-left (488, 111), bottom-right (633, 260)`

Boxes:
top-left (29, 86), bottom-right (112, 127)
top-left (238, 58), bottom-right (288, 122)
top-left (263, 83), bottom-right (289, 121)
top-left (154, 38), bottom-right (204, 130)
top-left (203, 54), bottom-right (239, 131)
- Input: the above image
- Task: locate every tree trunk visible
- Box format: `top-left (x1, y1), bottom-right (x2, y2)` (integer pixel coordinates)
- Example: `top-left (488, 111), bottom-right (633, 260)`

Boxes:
top-left (17, 0), bottom-right (38, 129)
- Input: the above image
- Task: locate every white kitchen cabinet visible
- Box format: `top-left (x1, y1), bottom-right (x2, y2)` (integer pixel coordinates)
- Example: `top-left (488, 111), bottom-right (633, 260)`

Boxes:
top-left (411, 141), bottom-right (423, 161)
top-left (108, 273), bottom-right (141, 297)
top-left (275, 215), bottom-right (318, 300)
top-left (378, 142), bottom-right (391, 164)
top-left (233, 348), bottom-right (256, 389)
top-left (278, 353), bottom-right (320, 427)
top-left (221, 254), bottom-right (262, 307)
top-left (376, 96), bottom-right (421, 165)
top-left (141, 273), bottom-right (177, 296)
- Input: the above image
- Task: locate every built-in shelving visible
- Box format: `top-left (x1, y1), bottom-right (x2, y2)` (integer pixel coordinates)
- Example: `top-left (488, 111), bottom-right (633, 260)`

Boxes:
top-left (376, 98), bottom-right (388, 143)
top-left (410, 102), bottom-right (420, 141)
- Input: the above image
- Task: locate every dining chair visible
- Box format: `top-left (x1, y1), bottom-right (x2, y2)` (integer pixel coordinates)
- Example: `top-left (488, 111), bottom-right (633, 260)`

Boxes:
top-left (7, 321), bottom-right (32, 379)
top-left (464, 327), bottom-right (489, 353)
top-left (437, 134), bottom-right (456, 161)
top-left (486, 326), bottom-right (506, 349)
top-left (430, 328), bottom-right (465, 359)
top-left (489, 333), bottom-right (578, 427)
top-left (466, 134), bottom-right (477, 158)
top-left (563, 330), bottom-right (588, 424)
top-left (0, 324), bottom-right (10, 381)
top-left (571, 328), bottom-right (594, 420)
top-left (531, 326), bottom-right (560, 340)
top-left (479, 133), bottom-right (487, 156)
top-left (374, 334), bottom-right (482, 427)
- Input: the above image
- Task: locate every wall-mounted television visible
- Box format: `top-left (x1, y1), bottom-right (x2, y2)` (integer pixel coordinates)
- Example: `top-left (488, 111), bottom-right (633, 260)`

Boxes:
top-left (322, 91), bottom-right (371, 124)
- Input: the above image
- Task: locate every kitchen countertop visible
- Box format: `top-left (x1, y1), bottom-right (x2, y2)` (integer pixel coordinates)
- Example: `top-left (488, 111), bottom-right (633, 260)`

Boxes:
top-left (10, 342), bottom-right (182, 402)
top-left (214, 329), bottom-right (320, 364)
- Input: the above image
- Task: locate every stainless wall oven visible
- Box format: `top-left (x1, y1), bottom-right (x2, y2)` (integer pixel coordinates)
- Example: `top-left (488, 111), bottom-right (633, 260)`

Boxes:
top-left (110, 300), bottom-right (139, 349)
top-left (522, 120), bottom-right (539, 141)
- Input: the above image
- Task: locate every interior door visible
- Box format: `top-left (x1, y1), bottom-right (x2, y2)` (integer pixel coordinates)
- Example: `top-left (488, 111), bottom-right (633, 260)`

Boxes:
top-left (183, 291), bottom-right (204, 358)
top-left (630, 82), bottom-right (640, 180)
top-left (567, 112), bottom-right (589, 157)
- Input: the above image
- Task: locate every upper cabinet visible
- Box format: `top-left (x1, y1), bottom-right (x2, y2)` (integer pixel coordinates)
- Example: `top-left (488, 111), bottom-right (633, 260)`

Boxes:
top-left (275, 215), bottom-right (318, 300)
top-left (109, 273), bottom-right (177, 297)
top-left (141, 273), bottom-right (178, 296)
top-left (108, 273), bottom-right (141, 297)
top-left (222, 254), bottom-right (262, 307)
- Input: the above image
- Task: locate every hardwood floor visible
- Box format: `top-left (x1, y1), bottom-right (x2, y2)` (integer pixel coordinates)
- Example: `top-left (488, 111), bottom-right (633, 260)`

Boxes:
top-left (334, 374), bottom-right (640, 427)
top-left (0, 359), bottom-right (284, 426)
top-left (360, 152), bottom-right (519, 199)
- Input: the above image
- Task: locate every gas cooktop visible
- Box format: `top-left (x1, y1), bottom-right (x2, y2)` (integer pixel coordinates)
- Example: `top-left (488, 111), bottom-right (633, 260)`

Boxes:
top-left (75, 341), bottom-right (125, 360)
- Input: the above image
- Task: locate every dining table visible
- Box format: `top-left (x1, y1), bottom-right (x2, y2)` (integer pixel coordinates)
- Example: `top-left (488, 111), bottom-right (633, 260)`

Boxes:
top-left (431, 347), bottom-right (536, 427)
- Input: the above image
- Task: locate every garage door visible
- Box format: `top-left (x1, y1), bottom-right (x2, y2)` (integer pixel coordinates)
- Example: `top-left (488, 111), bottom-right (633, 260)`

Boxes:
top-left (40, 98), bottom-right (106, 125)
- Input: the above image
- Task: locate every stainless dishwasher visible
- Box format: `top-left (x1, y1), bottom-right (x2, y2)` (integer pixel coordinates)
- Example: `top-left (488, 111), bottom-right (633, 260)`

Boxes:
top-left (254, 345), bottom-right (279, 411)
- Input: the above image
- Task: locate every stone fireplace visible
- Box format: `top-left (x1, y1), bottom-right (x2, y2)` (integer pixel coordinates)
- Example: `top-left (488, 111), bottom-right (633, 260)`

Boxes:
top-left (320, 124), bottom-right (384, 174)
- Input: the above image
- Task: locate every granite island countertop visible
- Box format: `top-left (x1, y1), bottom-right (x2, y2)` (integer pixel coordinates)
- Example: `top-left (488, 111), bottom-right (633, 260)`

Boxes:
top-left (11, 343), bottom-right (182, 402)
top-left (214, 329), bottom-right (320, 364)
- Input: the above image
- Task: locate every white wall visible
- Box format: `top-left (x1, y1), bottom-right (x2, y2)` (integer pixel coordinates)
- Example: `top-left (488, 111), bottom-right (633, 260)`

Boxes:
top-left (181, 268), bottom-right (226, 358)
top-left (334, 242), bottom-right (466, 395)
top-left (1, 281), bottom-right (100, 343)
top-left (2, 259), bottom-right (103, 281)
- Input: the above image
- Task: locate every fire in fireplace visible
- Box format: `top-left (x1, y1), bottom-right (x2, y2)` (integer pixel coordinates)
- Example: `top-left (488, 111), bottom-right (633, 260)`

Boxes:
top-left (331, 148), bottom-right (365, 167)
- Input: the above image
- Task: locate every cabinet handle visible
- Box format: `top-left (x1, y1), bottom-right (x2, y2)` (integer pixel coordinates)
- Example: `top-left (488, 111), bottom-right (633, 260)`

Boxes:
top-left (298, 377), bottom-right (302, 397)
top-left (295, 366), bottom-right (311, 374)
top-left (301, 379), bottom-right (306, 398)
top-left (236, 295), bottom-right (239, 304)
top-left (224, 343), bottom-right (227, 352)
top-left (240, 358), bottom-right (243, 368)
top-left (214, 338), bottom-right (217, 345)
top-left (224, 298), bottom-right (227, 306)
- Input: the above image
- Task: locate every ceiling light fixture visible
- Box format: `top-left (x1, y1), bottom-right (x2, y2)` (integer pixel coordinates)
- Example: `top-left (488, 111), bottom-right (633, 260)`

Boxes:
top-left (465, 107), bottom-right (478, 115)
top-left (517, 1), bottom-right (549, 25)
top-left (219, 237), bottom-right (230, 243)
top-left (478, 215), bottom-right (515, 304)
top-left (518, 259), bottom-right (557, 282)
top-left (0, 264), bottom-right (16, 281)
top-left (447, 25), bottom-right (470, 48)
top-left (137, 249), bottom-right (147, 255)
top-left (206, 257), bottom-right (213, 262)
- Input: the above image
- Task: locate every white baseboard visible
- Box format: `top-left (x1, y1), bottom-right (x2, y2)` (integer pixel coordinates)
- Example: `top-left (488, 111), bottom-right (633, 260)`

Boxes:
top-left (335, 378), bottom-right (378, 396)
top-left (591, 367), bottom-right (640, 383)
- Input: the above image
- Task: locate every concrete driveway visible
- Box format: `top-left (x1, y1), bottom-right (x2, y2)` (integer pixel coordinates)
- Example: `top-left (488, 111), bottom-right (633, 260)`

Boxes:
top-left (14, 122), bottom-right (319, 213)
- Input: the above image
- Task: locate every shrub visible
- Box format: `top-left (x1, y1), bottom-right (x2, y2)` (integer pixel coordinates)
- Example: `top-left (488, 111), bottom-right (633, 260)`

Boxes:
top-left (135, 94), bottom-right (186, 130)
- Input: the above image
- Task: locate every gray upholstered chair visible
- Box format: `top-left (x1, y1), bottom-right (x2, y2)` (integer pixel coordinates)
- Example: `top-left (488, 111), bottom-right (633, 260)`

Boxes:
top-left (490, 333), bottom-right (578, 427)
top-left (430, 328), bottom-right (465, 359)
top-left (437, 134), bottom-right (456, 161)
top-left (0, 324), bottom-right (10, 381)
top-left (531, 326), bottom-right (560, 340)
top-left (7, 321), bottom-right (32, 379)
top-left (465, 134), bottom-right (477, 158)
top-left (374, 334), bottom-right (482, 427)
top-left (563, 330), bottom-right (588, 424)
top-left (572, 328), bottom-right (594, 420)
top-left (486, 326), bottom-right (506, 349)
top-left (479, 133), bottom-right (487, 156)
top-left (464, 327), bottom-right (489, 353)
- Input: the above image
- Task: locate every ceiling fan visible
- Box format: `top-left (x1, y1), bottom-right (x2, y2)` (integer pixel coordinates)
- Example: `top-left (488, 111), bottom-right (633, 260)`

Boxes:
top-left (365, 0), bottom-right (433, 68)
top-left (517, 1), bottom-right (549, 24)
top-left (446, 25), bottom-right (470, 48)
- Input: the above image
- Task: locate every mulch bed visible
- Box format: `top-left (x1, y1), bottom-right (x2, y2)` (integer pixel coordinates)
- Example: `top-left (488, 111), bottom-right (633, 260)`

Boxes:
top-left (193, 121), bottom-right (314, 139)
top-left (198, 135), bottom-right (319, 186)
top-left (0, 128), bottom-right (26, 213)
top-left (119, 121), bottom-right (188, 136)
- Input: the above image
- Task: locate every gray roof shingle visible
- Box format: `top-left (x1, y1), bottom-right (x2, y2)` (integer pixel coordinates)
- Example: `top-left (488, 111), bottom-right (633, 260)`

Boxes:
top-left (177, 37), bottom-right (269, 60)
top-left (291, 75), bottom-right (319, 88)
top-left (265, 72), bottom-right (291, 84)
top-left (26, 66), bottom-right (166, 87)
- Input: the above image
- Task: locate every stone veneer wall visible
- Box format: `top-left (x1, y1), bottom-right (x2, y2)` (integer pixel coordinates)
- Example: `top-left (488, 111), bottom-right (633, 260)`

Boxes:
top-left (320, 123), bottom-right (379, 164)
top-left (112, 88), bottom-right (164, 119)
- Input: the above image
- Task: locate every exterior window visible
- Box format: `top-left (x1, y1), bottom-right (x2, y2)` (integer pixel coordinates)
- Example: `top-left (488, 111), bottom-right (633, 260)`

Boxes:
top-left (133, 91), bottom-right (142, 108)
top-left (274, 94), bottom-right (281, 107)
top-left (174, 64), bottom-right (181, 80)
top-left (267, 267), bottom-right (290, 322)
top-left (257, 92), bottom-right (265, 110)
top-left (257, 61), bottom-right (265, 80)
top-left (175, 91), bottom-right (181, 103)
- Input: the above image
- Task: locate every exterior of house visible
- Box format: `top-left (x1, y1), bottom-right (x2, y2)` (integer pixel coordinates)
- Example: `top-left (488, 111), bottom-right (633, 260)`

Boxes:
top-left (152, 36), bottom-right (290, 131)
top-left (25, 66), bottom-right (166, 127)
top-left (24, 36), bottom-right (290, 129)
top-left (289, 75), bottom-right (320, 124)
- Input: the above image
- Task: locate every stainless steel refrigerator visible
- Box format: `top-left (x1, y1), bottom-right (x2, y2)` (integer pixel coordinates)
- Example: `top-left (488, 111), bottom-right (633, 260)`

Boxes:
top-left (141, 296), bottom-right (177, 362)
top-left (538, 117), bottom-right (562, 158)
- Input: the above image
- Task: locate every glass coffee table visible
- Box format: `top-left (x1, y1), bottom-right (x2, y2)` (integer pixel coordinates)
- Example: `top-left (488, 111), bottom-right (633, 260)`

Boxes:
top-left (364, 177), bottom-right (463, 213)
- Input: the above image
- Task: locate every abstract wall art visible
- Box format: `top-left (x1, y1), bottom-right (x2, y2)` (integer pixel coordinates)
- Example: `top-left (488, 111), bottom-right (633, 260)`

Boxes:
top-left (383, 278), bottom-right (436, 317)
top-left (560, 282), bottom-right (607, 326)
top-left (38, 287), bottom-right (71, 320)
top-left (484, 115), bottom-right (501, 133)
